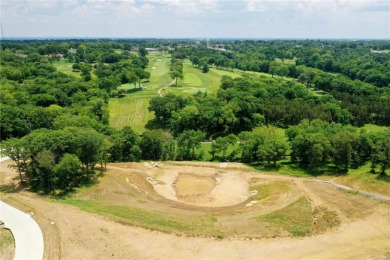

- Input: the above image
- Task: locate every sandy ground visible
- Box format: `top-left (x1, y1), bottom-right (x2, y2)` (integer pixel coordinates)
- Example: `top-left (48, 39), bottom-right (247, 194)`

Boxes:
top-left (153, 165), bottom-right (249, 207)
top-left (1, 160), bottom-right (390, 259)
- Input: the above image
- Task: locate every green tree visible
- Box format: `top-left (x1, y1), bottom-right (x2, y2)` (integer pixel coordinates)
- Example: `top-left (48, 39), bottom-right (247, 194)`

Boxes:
top-left (134, 68), bottom-right (151, 88)
top-left (171, 70), bottom-right (183, 86)
top-left (2, 138), bottom-right (30, 182)
top-left (98, 138), bottom-right (112, 171)
top-left (33, 149), bottom-right (56, 192)
top-left (239, 126), bottom-right (288, 166)
top-left (202, 63), bottom-right (209, 73)
top-left (72, 128), bottom-right (103, 171)
top-left (140, 130), bottom-right (175, 161)
top-left (331, 131), bottom-right (359, 171)
top-left (109, 126), bottom-right (141, 162)
top-left (72, 63), bottom-right (81, 72)
top-left (291, 133), bottom-right (332, 169)
top-left (210, 134), bottom-right (237, 161)
top-left (171, 105), bottom-right (200, 134)
top-left (139, 47), bottom-right (148, 57)
top-left (148, 94), bottom-right (188, 125)
top-left (176, 130), bottom-right (205, 160)
top-left (268, 61), bottom-right (277, 78)
top-left (52, 153), bottom-right (83, 191)
top-left (276, 65), bottom-right (289, 80)
top-left (371, 137), bottom-right (390, 176)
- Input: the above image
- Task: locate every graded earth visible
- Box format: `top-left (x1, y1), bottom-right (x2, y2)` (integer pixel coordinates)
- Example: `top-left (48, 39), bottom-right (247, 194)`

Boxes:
top-left (1, 159), bottom-right (389, 259)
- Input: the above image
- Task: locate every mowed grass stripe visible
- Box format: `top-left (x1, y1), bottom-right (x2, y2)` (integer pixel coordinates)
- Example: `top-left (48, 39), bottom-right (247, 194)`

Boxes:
top-left (109, 53), bottom-right (171, 132)
top-left (166, 62), bottom-right (242, 96)
top-left (109, 97), bottom-right (154, 132)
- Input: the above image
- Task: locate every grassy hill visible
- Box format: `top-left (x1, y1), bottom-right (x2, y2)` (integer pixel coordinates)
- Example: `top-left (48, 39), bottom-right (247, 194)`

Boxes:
top-left (109, 57), bottom-right (243, 132)
top-left (108, 53), bottom-right (172, 133)
top-left (165, 62), bottom-right (242, 96)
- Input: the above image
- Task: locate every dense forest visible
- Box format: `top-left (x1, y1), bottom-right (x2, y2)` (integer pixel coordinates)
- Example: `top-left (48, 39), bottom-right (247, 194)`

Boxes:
top-left (1, 39), bottom-right (389, 194)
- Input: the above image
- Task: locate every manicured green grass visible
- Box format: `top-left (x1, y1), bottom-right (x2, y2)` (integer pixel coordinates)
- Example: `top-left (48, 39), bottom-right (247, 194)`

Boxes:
top-left (166, 62), bottom-right (242, 96)
top-left (109, 95), bottom-right (153, 133)
top-left (52, 60), bottom-right (81, 78)
top-left (360, 124), bottom-right (390, 133)
top-left (54, 199), bottom-right (221, 237)
top-left (109, 53), bottom-right (172, 132)
top-left (255, 196), bottom-right (312, 237)
top-left (275, 58), bottom-right (296, 65)
top-left (235, 66), bottom-right (296, 82)
top-left (109, 56), bottom-right (298, 132)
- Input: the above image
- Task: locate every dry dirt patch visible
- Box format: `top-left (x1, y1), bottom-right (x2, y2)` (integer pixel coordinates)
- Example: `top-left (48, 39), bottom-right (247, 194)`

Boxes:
top-left (152, 165), bottom-right (249, 207)
top-left (1, 160), bottom-right (390, 259)
top-left (175, 173), bottom-right (216, 196)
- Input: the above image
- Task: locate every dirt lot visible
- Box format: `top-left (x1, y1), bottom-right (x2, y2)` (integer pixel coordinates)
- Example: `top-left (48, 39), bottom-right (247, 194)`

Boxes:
top-left (1, 160), bottom-right (390, 259)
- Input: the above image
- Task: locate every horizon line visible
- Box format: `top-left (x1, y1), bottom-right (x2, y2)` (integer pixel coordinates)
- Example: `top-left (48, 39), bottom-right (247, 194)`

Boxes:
top-left (2, 37), bottom-right (390, 41)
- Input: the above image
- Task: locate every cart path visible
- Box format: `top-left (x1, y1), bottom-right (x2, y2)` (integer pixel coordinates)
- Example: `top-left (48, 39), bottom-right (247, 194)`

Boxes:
top-left (158, 78), bottom-right (176, 97)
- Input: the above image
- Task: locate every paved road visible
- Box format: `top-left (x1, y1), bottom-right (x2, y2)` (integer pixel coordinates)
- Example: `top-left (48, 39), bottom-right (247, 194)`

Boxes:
top-left (0, 156), bottom-right (10, 163)
top-left (0, 156), bottom-right (44, 260)
top-left (0, 201), bottom-right (44, 260)
top-left (315, 179), bottom-right (390, 201)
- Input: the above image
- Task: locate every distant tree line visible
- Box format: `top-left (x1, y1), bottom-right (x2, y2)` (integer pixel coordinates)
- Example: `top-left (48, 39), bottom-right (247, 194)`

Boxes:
top-left (175, 41), bottom-right (390, 126)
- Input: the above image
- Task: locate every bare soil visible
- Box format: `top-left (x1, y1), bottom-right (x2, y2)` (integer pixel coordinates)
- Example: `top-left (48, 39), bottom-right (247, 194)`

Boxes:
top-left (1, 160), bottom-right (389, 259)
top-left (175, 174), bottom-right (216, 196)
top-left (153, 165), bottom-right (249, 207)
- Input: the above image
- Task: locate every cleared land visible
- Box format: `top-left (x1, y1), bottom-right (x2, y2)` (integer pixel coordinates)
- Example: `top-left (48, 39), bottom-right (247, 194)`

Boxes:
top-left (1, 159), bottom-right (389, 259)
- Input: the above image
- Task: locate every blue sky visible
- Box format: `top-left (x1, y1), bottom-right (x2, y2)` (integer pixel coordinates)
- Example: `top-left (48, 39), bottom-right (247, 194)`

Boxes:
top-left (1, 0), bottom-right (389, 38)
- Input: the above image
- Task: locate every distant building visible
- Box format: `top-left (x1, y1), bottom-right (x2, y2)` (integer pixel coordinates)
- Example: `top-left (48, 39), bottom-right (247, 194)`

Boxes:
top-left (145, 47), bottom-right (158, 52)
top-left (48, 54), bottom-right (64, 59)
top-left (15, 53), bottom-right (28, 58)
top-left (68, 48), bottom-right (77, 55)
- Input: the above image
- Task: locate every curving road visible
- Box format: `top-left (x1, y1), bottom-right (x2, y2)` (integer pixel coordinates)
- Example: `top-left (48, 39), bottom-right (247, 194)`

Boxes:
top-left (0, 201), bottom-right (44, 260)
top-left (0, 156), bottom-right (44, 260)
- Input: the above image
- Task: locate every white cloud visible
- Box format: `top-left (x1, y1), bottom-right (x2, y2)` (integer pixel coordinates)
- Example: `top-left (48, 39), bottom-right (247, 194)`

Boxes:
top-left (244, 0), bottom-right (390, 13)
top-left (0, 0), bottom-right (388, 38)
top-left (140, 0), bottom-right (220, 14)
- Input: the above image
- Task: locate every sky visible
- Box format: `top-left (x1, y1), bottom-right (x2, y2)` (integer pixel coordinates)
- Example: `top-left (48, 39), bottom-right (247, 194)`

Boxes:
top-left (1, 0), bottom-right (389, 39)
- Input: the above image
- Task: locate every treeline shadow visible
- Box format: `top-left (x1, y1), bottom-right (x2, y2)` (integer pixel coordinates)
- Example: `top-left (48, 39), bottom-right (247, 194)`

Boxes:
top-left (0, 176), bottom-right (27, 194)
top-left (375, 173), bottom-right (390, 182)
top-left (145, 119), bottom-right (167, 131)
top-left (247, 161), bottom-right (348, 177)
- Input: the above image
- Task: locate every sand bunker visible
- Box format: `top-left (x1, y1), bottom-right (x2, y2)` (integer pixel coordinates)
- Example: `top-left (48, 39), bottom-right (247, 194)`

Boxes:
top-left (152, 166), bottom-right (250, 207)
top-left (175, 174), bottom-right (216, 196)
